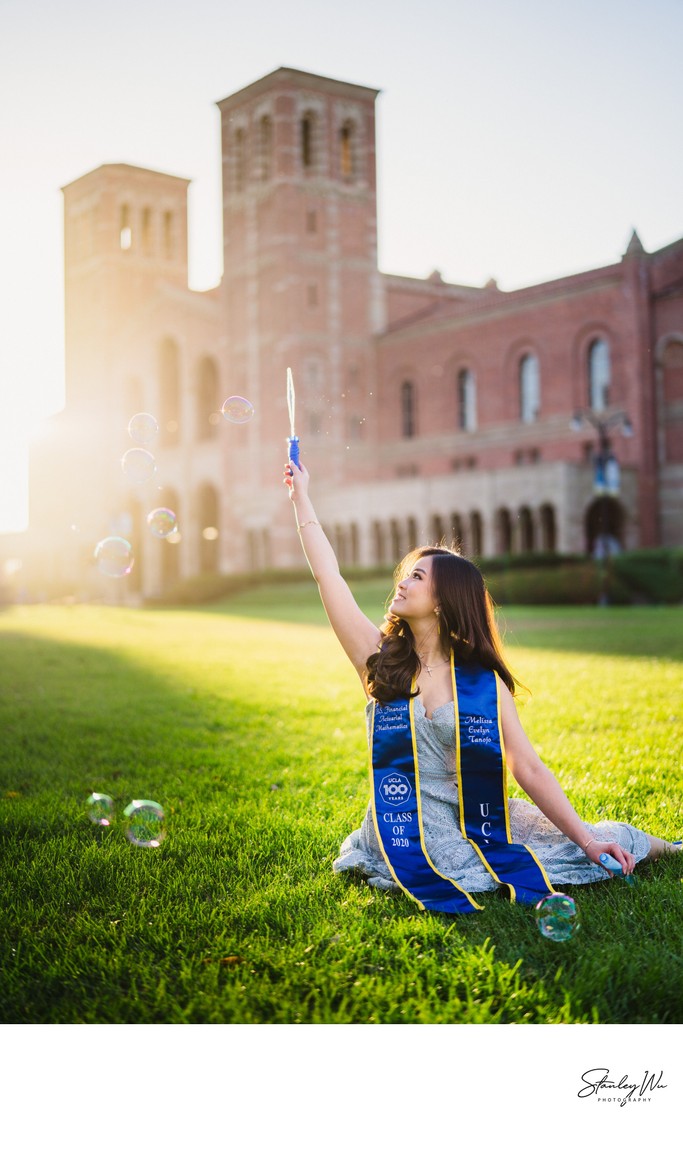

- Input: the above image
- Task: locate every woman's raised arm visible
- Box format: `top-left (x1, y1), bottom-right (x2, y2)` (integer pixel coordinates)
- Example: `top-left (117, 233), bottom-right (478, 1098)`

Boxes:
top-left (284, 460), bottom-right (382, 681)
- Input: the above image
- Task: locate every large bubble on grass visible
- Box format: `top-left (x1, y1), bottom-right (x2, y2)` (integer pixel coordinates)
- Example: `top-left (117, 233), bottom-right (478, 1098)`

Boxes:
top-left (86, 792), bottom-right (115, 826)
top-left (121, 448), bottom-right (157, 484)
top-left (220, 396), bottom-right (254, 424)
top-left (535, 893), bottom-right (580, 942)
top-left (123, 799), bottom-right (166, 848)
top-left (127, 412), bottom-right (158, 444)
top-left (94, 536), bottom-right (134, 577)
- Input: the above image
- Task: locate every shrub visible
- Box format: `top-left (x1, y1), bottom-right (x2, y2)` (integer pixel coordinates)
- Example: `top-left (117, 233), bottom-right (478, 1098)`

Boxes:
top-left (484, 562), bottom-right (632, 606)
top-left (146, 550), bottom-right (683, 607)
top-left (611, 548), bottom-right (683, 604)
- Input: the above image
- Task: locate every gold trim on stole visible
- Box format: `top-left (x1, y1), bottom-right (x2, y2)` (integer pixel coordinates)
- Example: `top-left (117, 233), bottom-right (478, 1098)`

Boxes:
top-left (368, 699), bottom-right (427, 911)
top-left (495, 675), bottom-right (555, 893)
top-left (368, 696), bottom-right (483, 912)
top-left (409, 695), bottom-right (483, 911)
top-left (452, 659), bottom-right (555, 901)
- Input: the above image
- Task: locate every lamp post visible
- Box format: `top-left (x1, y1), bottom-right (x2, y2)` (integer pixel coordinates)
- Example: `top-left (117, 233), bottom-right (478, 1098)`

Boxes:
top-left (570, 409), bottom-right (633, 603)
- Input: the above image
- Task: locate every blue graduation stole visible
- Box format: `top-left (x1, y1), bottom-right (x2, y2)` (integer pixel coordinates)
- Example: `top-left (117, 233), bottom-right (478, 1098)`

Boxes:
top-left (369, 656), bottom-right (555, 913)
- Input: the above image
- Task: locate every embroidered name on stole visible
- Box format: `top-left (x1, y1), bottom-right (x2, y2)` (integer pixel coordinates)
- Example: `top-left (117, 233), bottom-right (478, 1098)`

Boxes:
top-left (453, 662), bottom-right (554, 905)
top-left (369, 659), bottom-right (554, 913)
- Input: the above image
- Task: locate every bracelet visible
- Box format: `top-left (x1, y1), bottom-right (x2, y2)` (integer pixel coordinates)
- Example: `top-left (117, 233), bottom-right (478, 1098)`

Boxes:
top-left (583, 837), bottom-right (597, 851)
top-left (296, 520), bottom-right (320, 533)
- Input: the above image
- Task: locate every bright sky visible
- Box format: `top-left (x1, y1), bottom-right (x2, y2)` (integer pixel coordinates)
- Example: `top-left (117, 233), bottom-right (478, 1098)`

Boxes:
top-left (2, 0), bottom-right (683, 535)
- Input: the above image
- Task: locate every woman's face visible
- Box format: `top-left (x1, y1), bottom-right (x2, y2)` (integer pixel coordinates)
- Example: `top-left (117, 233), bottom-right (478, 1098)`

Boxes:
top-left (389, 555), bottom-right (438, 622)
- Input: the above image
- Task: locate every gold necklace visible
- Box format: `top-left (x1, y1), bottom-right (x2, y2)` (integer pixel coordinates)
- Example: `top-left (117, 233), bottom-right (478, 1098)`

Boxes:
top-left (421, 657), bottom-right (450, 677)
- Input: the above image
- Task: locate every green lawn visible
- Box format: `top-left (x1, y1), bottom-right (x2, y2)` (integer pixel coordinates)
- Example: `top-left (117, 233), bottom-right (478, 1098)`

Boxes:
top-left (1, 587), bottom-right (681, 1024)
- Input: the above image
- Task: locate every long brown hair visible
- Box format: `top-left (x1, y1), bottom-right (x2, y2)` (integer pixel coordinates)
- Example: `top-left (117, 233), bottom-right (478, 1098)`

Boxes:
top-left (366, 546), bottom-right (520, 702)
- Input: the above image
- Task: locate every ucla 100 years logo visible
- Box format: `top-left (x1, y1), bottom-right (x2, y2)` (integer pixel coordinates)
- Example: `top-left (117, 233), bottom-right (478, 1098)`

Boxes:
top-left (379, 772), bottom-right (413, 806)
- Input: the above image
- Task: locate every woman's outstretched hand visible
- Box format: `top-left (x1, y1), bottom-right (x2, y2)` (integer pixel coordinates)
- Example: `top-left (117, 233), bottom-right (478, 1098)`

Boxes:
top-left (584, 839), bottom-right (636, 876)
top-left (283, 458), bottom-right (309, 503)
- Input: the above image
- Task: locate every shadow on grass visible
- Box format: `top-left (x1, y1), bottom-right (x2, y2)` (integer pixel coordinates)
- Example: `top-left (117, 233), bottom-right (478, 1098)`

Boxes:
top-left (0, 628), bottom-right (224, 800)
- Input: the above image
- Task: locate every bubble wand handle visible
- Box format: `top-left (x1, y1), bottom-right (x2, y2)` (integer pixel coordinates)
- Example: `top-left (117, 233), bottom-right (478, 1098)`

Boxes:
top-left (599, 851), bottom-right (636, 885)
top-left (286, 367), bottom-right (300, 467)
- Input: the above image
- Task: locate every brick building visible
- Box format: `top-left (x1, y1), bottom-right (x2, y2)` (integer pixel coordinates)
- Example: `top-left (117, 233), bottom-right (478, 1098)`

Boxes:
top-left (14, 66), bottom-right (683, 600)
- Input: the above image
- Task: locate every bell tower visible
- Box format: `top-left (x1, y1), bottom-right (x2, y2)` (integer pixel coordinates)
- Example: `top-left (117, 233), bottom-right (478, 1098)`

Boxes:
top-left (216, 68), bottom-right (383, 562)
top-left (27, 164), bottom-right (191, 587)
top-left (62, 163), bottom-right (189, 417)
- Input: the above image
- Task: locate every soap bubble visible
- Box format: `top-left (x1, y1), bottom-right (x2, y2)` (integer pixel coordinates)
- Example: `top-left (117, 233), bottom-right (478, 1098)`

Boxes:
top-left (221, 396), bottom-right (254, 424)
top-left (123, 799), bottom-right (166, 848)
top-left (535, 893), bottom-right (580, 942)
top-left (94, 536), bottom-right (134, 577)
top-left (147, 508), bottom-right (177, 538)
top-left (121, 448), bottom-right (157, 484)
top-left (127, 412), bottom-right (158, 444)
top-left (86, 792), bottom-right (115, 826)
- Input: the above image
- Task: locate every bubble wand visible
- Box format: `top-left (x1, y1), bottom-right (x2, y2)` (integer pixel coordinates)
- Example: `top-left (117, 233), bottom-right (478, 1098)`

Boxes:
top-left (287, 367), bottom-right (300, 468)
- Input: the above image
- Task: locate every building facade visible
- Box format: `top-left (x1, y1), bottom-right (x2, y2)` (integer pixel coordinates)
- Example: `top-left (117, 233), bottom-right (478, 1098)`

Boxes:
top-left (13, 66), bottom-right (683, 600)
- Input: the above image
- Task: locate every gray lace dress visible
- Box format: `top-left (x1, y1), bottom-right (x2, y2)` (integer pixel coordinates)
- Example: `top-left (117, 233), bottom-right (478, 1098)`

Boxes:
top-left (333, 696), bottom-right (651, 893)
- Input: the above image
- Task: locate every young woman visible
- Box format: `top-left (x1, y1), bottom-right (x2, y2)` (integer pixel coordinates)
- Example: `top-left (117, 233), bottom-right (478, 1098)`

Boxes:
top-left (285, 459), bottom-right (680, 909)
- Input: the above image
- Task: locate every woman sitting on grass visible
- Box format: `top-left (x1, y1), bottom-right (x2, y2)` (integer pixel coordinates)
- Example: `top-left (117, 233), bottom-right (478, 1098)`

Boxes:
top-left (285, 459), bottom-right (680, 911)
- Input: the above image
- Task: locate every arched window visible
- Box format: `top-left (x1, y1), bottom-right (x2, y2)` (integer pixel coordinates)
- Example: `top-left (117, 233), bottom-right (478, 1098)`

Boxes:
top-left (119, 204), bottom-right (132, 251)
top-left (406, 517), bottom-right (418, 550)
top-left (469, 511), bottom-right (483, 555)
top-left (233, 128), bottom-right (247, 192)
top-left (457, 368), bottom-right (477, 431)
top-left (401, 380), bottom-right (416, 438)
top-left (162, 211), bottom-right (174, 259)
top-left (390, 519), bottom-right (402, 562)
top-left (304, 357), bottom-right (324, 394)
top-left (122, 500), bottom-right (143, 594)
top-left (589, 338), bottom-right (611, 412)
top-left (430, 514), bottom-right (445, 544)
top-left (450, 513), bottom-right (465, 551)
top-left (585, 496), bottom-right (625, 557)
top-left (662, 339), bottom-right (683, 464)
top-left (334, 525), bottom-right (347, 566)
top-left (519, 354), bottom-right (540, 423)
top-left (662, 338), bottom-right (683, 403)
top-left (301, 112), bottom-right (316, 171)
top-left (372, 521), bottom-right (386, 564)
top-left (539, 504), bottom-right (557, 553)
top-left (258, 115), bottom-right (273, 181)
top-left (340, 120), bottom-right (356, 180)
top-left (157, 486), bottom-right (181, 588)
top-left (495, 508), bottom-right (512, 555)
top-left (159, 338), bottom-right (180, 447)
top-left (196, 357), bottom-right (219, 441)
top-left (196, 484), bottom-right (220, 573)
top-left (141, 207), bottom-right (153, 255)
top-left (349, 523), bottom-right (360, 565)
top-left (518, 506), bottom-right (535, 552)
